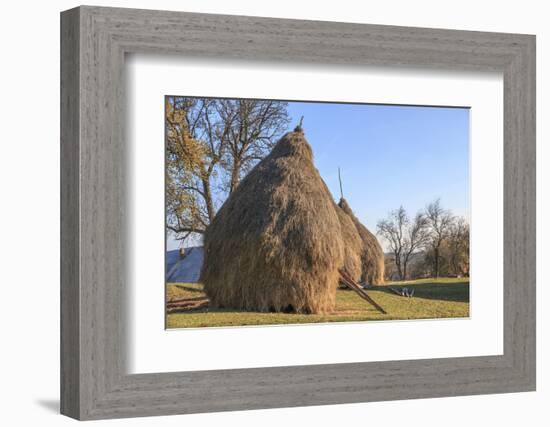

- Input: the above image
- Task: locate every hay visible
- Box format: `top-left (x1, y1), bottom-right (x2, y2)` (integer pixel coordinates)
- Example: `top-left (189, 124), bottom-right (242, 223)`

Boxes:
top-left (201, 130), bottom-right (345, 314)
top-left (335, 206), bottom-right (363, 281)
top-left (338, 198), bottom-right (385, 285)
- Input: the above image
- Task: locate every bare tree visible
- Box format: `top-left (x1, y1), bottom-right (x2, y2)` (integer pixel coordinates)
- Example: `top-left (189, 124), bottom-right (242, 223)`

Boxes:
top-left (216, 99), bottom-right (290, 194)
top-left (448, 217), bottom-right (470, 277)
top-left (403, 212), bottom-right (431, 278)
top-left (424, 198), bottom-right (454, 277)
top-left (166, 96), bottom-right (290, 244)
top-left (377, 207), bottom-right (406, 280)
top-left (377, 206), bottom-right (429, 280)
top-left (165, 97), bottom-right (224, 241)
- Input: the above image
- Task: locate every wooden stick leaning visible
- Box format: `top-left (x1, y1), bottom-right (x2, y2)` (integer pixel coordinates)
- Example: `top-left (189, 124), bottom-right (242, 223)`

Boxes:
top-left (339, 269), bottom-right (387, 314)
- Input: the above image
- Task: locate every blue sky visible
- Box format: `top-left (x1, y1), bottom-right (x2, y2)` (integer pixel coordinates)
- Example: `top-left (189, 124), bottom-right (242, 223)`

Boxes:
top-left (287, 102), bottom-right (470, 231)
top-left (167, 101), bottom-right (469, 250)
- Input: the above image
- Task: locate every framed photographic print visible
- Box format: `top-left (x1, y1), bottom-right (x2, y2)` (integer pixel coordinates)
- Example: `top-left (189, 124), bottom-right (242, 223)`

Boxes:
top-left (164, 97), bottom-right (471, 329)
top-left (61, 6), bottom-right (536, 420)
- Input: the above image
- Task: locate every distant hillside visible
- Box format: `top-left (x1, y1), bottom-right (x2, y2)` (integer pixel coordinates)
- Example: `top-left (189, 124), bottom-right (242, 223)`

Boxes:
top-left (166, 246), bottom-right (204, 283)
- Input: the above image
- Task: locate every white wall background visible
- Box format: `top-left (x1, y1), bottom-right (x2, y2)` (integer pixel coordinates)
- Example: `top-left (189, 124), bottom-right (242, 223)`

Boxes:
top-left (0, 0), bottom-right (546, 425)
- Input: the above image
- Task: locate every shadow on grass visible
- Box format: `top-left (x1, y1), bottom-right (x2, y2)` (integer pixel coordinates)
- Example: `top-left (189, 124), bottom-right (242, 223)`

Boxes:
top-left (372, 281), bottom-right (470, 303)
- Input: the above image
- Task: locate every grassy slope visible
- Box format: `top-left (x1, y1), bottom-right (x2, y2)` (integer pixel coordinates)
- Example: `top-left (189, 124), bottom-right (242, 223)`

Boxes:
top-left (166, 278), bottom-right (469, 329)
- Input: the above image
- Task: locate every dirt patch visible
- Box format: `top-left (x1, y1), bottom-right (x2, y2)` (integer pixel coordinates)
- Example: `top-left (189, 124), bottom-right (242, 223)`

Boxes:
top-left (167, 297), bottom-right (210, 314)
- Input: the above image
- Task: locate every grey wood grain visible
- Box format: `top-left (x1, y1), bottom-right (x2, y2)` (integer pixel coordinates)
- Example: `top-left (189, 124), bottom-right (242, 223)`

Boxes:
top-left (60, 7), bottom-right (80, 419)
top-left (60, 5), bottom-right (536, 420)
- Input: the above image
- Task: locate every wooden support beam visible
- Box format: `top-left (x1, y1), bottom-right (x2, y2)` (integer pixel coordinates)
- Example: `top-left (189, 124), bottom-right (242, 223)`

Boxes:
top-left (339, 269), bottom-right (387, 314)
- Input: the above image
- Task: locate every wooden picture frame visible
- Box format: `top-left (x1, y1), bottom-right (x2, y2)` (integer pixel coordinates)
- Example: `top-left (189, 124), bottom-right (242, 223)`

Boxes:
top-left (61, 5), bottom-right (536, 420)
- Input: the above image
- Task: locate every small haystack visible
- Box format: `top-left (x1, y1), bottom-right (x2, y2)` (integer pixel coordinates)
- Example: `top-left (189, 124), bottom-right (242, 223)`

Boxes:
top-left (335, 207), bottom-right (363, 281)
top-left (201, 129), bottom-right (345, 314)
top-left (338, 198), bottom-right (385, 285)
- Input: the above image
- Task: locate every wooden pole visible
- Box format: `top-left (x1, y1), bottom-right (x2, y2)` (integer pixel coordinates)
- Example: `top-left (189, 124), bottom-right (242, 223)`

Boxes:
top-left (338, 167), bottom-right (344, 199)
top-left (339, 269), bottom-right (386, 314)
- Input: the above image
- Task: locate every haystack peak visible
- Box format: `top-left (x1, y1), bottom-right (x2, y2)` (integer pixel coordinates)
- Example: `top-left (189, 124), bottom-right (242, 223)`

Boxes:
top-left (269, 129), bottom-right (313, 161)
top-left (294, 115), bottom-right (305, 133)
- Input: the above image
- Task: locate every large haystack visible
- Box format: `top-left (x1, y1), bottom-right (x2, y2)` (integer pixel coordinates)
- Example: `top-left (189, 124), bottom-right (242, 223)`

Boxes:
top-left (338, 198), bottom-right (385, 285)
top-left (201, 129), bottom-right (345, 314)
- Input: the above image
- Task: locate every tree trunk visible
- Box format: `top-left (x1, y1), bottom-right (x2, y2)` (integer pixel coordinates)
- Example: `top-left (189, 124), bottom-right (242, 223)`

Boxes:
top-left (434, 247), bottom-right (440, 277)
top-left (201, 178), bottom-right (215, 222)
top-left (229, 160), bottom-right (241, 195)
top-left (395, 254), bottom-right (404, 280)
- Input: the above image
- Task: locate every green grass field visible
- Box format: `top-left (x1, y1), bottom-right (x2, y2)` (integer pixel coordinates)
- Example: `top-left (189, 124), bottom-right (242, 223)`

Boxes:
top-left (166, 277), bottom-right (469, 329)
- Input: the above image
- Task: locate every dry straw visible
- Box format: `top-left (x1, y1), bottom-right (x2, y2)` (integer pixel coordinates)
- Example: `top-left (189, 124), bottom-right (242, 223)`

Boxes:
top-left (338, 198), bottom-right (385, 285)
top-left (201, 129), bottom-right (345, 314)
top-left (201, 128), bottom-right (385, 314)
top-left (335, 206), bottom-right (363, 281)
